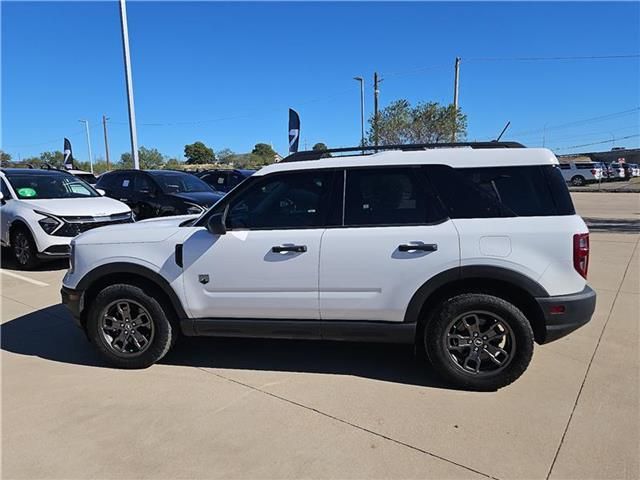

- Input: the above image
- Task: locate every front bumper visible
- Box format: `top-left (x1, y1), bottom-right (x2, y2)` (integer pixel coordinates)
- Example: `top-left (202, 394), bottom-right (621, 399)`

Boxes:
top-left (61, 286), bottom-right (84, 328)
top-left (536, 286), bottom-right (596, 343)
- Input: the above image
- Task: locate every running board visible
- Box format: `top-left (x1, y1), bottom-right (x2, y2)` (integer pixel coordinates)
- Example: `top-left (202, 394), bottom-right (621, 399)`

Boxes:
top-left (181, 318), bottom-right (416, 344)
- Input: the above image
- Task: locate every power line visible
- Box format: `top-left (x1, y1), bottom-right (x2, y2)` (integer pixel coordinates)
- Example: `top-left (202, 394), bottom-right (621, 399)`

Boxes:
top-left (110, 87), bottom-right (356, 127)
top-left (509, 107), bottom-right (640, 137)
top-left (3, 127), bottom-right (89, 149)
top-left (553, 134), bottom-right (640, 151)
top-left (465, 54), bottom-right (640, 62)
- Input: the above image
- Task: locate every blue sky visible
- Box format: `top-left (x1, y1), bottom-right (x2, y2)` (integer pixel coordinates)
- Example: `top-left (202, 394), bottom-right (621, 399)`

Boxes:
top-left (2, 1), bottom-right (639, 162)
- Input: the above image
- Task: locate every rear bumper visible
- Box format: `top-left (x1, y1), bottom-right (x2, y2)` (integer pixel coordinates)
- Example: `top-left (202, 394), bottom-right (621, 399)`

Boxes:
top-left (61, 286), bottom-right (84, 328)
top-left (536, 286), bottom-right (596, 343)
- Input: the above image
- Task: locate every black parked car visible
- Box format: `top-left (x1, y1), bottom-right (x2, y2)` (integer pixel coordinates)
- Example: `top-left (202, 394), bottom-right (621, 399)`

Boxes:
top-left (197, 169), bottom-right (255, 193)
top-left (96, 170), bottom-right (224, 220)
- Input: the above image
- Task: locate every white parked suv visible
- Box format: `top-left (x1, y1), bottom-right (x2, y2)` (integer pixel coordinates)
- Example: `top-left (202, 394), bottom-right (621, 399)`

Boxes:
top-left (558, 162), bottom-right (603, 185)
top-left (61, 142), bottom-right (596, 390)
top-left (0, 168), bottom-right (133, 268)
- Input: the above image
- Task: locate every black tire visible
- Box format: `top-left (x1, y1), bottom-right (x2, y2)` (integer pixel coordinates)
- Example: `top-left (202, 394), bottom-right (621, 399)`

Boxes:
top-left (86, 284), bottom-right (177, 369)
top-left (10, 225), bottom-right (39, 269)
top-left (571, 175), bottom-right (585, 186)
top-left (424, 294), bottom-right (534, 391)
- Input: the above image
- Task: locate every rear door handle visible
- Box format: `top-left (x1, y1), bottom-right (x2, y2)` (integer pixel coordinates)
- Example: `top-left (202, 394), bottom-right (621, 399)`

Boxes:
top-left (272, 245), bottom-right (307, 253)
top-left (399, 243), bottom-right (438, 252)
top-left (120, 198), bottom-right (129, 202)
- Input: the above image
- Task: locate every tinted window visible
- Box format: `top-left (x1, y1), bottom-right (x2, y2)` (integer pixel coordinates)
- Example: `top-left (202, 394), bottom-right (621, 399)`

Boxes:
top-left (226, 171), bottom-right (335, 229)
top-left (428, 165), bottom-right (575, 218)
top-left (344, 167), bottom-right (444, 226)
top-left (1, 179), bottom-right (12, 198)
top-left (5, 173), bottom-right (99, 199)
top-left (96, 173), bottom-right (118, 189)
top-left (134, 173), bottom-right (154, 192)
top-left (153, 172), bottom-right (211, 194)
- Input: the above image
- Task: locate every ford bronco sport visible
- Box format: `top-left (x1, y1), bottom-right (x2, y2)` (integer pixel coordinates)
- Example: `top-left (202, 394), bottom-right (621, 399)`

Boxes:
top-left (61, 142), bottom-right (596, 390)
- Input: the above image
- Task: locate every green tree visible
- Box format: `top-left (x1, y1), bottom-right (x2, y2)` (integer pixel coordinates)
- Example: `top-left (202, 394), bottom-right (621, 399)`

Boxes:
top-left (0, 150), bottom-right (11, 165)
top-left (216, 148), bottom-right (235, 164)
top-left (251, 143), bottom-right (277, 162)
top-left (39, 150), bottom-right (65, 168)
top-left (184, 141), bottom-right (215, 165)
top-left (118, 147), bottom-right (166, 170)
top-left (165, 157), bottom-right (184, 170)
top-left (312, 142), bottom-right (332, 158)
top-left (368, 99), bottom-right (467, 145)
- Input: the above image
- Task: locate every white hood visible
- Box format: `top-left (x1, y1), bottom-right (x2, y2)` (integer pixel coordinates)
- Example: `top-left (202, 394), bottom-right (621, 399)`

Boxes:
top-left (74, 214), bottom-right (199, 245)
top-left (21, 197), bottom-right (130, 217)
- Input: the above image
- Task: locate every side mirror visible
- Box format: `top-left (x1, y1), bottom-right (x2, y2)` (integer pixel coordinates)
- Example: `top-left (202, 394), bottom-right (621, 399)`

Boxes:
top-left (206, 213), bottom-right (226, 235)
top-left (96, 188), bottom-right (106, 196)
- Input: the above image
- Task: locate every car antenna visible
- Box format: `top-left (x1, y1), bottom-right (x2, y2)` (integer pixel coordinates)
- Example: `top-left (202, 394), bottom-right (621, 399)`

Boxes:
top-left (495, 121), bottom-right (511, 142)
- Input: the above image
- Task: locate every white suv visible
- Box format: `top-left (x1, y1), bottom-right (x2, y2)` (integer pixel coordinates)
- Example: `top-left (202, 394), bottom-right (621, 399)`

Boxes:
top-left (61, 143), bottom-right (596, 390)
top-left (1, 168), bottom-right (132, 268)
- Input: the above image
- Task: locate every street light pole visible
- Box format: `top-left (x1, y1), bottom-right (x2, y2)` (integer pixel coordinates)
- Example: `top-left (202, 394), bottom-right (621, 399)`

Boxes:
top-left (119, 0), bottom-right (140, 170)
top-left (373, 72), bottom-right (380, 149)
top-left (452, 57), bottom-right (461, 142)
top-left (78, 119), bottom-right (94, 174)
top-left (354, 76), bottom-right (365, 152)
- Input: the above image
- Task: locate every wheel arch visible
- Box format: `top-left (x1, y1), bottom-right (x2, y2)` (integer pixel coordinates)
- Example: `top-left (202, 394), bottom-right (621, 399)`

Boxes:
top-left (405, 266), bottom-right (548, 344)
top-left (77, 262), bottom-right (188, 328)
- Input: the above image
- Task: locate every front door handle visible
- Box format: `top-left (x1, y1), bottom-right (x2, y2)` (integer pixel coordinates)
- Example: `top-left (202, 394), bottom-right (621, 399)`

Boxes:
top-left (272, 245), bottom-right (307, 253)
top-left (399, 243), bottom-right (438, 252)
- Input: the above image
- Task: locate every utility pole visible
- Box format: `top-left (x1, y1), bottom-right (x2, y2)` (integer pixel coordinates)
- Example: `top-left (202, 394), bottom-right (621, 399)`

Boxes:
top-left (79, 119), bottom-right (94, 174)
top-left (452, 57), bottom-right (460, 142)
top-left (373, 72), bottom-right (380, 149)
top-left (102, 115), bottom-right (111, 170)
top-left (354, 76), bottom-right (365, 152)
top-left (119, 0), bottom-right (140, 169)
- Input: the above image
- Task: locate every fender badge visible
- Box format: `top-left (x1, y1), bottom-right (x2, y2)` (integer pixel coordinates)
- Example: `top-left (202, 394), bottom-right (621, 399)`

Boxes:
top-left (198, 274), bottom-right (209, 285)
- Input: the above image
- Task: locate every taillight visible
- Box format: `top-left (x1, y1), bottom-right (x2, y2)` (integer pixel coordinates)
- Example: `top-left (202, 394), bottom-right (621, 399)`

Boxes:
top-left (573, 233), bottom-right (589, 279)
top-left (591, 169), bottom-right (597, 175)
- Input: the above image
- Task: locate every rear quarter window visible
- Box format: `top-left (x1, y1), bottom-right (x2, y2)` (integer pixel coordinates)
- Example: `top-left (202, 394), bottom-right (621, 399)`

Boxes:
top-left (427, 165), bottom-right (575, 218)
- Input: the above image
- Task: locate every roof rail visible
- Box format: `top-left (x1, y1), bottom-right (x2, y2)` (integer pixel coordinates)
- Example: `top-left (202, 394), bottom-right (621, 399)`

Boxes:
top-left (281, 141), bottom-right (526, 163)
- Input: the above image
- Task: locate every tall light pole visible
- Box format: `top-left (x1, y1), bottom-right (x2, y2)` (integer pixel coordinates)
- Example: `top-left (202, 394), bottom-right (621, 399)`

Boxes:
top-left (119, 0), bottom-right (140, 169)
top-left (353, 76), bottom-right (365, 151)
top-left (373, 72), bottom-right (380, 149)
top-left (452, 57), bottom-right (460, 142)
top-left (102, 115), bottom-right (111, 170)
top-left (78, 119), bottom-right (94, 174)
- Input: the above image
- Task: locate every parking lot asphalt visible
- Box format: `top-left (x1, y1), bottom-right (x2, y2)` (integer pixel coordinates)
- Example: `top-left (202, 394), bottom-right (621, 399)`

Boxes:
top-left (1, 192), bottom-right (638, 480)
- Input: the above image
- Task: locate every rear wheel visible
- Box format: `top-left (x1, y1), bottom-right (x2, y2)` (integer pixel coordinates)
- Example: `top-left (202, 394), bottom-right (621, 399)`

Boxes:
top-left (571, 175), bottom-right (585, 186)
top-left (10, 226), bottom-right (39, 269)
top-left (425, 293), bottom-right (534, 391)
top-left (86, 284), bottom-right (177, 369)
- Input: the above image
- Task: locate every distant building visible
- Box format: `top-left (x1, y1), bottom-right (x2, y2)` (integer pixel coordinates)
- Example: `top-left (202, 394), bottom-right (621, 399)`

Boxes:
top-left (557, 147), bottom-right (640, 165)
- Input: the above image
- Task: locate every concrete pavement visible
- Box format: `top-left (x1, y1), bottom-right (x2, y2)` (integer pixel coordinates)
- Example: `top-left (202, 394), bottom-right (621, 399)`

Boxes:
top-left (1, 193), bottom-right (638, 479)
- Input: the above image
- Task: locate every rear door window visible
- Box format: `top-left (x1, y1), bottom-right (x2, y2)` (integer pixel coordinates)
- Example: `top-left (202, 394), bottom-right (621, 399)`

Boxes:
top-left (427, 165), bottom-right (575, 218)
top-left (344, 167), bottom-right (445, 226)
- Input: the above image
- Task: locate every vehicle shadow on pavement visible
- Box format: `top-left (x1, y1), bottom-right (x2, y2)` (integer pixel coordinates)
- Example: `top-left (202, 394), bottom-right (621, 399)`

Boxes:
top-left (1, 304), bottom-right (453, 390)
top-left (1, 247), bottom-right (69, 271)
top-left (163, 336), bottom-right (452, 389)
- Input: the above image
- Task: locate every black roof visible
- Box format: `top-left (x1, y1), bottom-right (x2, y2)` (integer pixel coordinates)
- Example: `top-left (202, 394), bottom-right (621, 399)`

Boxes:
top-left (281, 142), bottom-right (526, 163)
top-left (1, 168), bottom-right (74, 176)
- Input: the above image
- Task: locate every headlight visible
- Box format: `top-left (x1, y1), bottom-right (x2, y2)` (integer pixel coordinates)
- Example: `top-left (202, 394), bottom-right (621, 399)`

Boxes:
top-left (35, 210), bottom-right (62, 234)
top-left (185, 202), bottom-right (205, 215)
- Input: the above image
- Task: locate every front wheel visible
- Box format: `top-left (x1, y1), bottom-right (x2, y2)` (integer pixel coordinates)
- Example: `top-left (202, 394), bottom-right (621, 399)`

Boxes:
top-left (10, 226), bottom-right (39, 269)
top-left (86, 284), bottom-right (177, 369)
top-left (425, 294), bottom-right (534, 391)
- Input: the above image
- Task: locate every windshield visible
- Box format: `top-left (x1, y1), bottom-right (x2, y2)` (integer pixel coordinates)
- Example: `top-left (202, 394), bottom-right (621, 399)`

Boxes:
top-left (6, 173), bottom-right (100, 199)
top-left (153, 172), bottom-right (213, 194)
